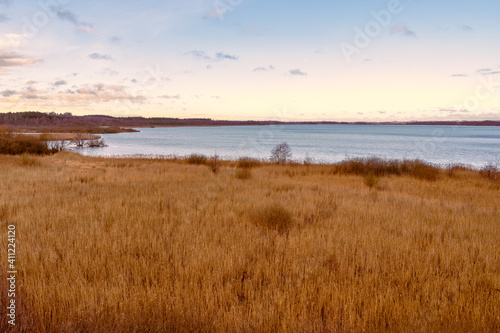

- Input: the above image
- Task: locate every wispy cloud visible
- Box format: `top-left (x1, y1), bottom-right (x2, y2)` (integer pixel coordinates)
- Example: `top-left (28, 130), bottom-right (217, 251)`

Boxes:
top-left (53, 80), bottom-right (67, 86)
top-left (109, 36), bottom-right (121, 44)
top-left (460, 25), bottom-right (473, 32)
top-left (216, 52), bottom-right (238, 60)
top-left (88, 53), bottom-right (113, 61)
top-left (159, 94), bottom-right (180, 99)
top-left (289, 69), bottom-right (307, 76)
top-left (99, 68), bottom-right (118, 76)
top-left (185, 50), bottom-right (239, 61)
top-left (1, 90), bottom-right (16, 97)
top-left (0, 51), bottom-right (40, 73)
top-left (51, 7), bottom-right (94, 32)
top-left (450, 73), bottom-right (468, 77)
top-left (184, 50), bottom-right (210, 60)
top-left (391, 23), bottom-right (417, 38)
top-left (477, 68), bottom-right (491, 73)
top-left (253, 65), bottom-right (275, 72)
top-left (5, 83), bottom-right (146, 105)
top-left (439, 108), bottom-right (469, 113)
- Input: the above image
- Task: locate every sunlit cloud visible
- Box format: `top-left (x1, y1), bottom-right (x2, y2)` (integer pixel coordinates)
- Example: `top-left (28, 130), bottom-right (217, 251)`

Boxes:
top-left (0, 51), bottom-right (40, 73)
top-left (88, 53), bottom-right (113, 61)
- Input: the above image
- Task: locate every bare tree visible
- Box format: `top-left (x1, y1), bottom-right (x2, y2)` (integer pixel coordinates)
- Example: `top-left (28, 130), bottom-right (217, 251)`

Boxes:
top-left (270, 142), bottom-right (292, 165)
top-left (87, 138), bottom-right (107, 147)
top-left (72, 133), bottom-right (86, 147)
top-left (208, 153), bottom-right (220, 174)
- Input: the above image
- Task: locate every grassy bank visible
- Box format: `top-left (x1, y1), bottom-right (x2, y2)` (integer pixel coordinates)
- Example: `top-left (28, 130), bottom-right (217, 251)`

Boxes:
top-left (0, 152), bottom-right (499, 332)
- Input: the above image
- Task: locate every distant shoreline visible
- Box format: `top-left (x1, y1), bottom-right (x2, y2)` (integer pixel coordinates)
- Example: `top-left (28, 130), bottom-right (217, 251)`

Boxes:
top-left (1, 111), bottom-right (499, 134)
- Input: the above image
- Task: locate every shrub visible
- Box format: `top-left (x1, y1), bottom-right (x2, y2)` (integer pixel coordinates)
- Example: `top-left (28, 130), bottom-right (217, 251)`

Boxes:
top-left (235, 168), bottom-right (252, 180)
top-left (207, 154), bottom-right (220, 174)
top-left (412, 160), bottom-right (440, 181)
top-left (270, 142), bottom-right (292, 165)
top-left (335, 157), bottom-right (440, 181)
top-left (252, 204), bottom-right (293, 234)
top-left (480, 164), bottom-right (498, 180)
top-left (87, 138), bottom-right (107, 148)
top-left (187, 154), bottom-right (207, 165)
top-left (0, 135), bottom-right (52, 155)
top-left (237, 157), bottom-right (261, 169)
top-left (71, 133), bottom-right (86, 147)
top-left (21, 154), bottom-right (41, 167)
top-left (364, 172), bottom-right (379, 189)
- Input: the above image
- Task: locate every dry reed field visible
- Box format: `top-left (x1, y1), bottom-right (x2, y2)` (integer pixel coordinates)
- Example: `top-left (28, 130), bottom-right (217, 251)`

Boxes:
top-left (0, 152), bottom-right (499, 332)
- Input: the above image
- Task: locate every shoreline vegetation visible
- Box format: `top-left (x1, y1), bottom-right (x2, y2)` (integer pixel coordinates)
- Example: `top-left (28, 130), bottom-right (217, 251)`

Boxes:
top-left (1, 129), bottom-right (498, 174)
top-left (0, 150), bottom-right (498, 331)
top-left (1, 111), bottom-right (500, 134)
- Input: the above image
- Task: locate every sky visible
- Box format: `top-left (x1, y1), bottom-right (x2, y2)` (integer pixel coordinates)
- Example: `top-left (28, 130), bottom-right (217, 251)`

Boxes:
top-left (0, 0), bottom-right (499, 121)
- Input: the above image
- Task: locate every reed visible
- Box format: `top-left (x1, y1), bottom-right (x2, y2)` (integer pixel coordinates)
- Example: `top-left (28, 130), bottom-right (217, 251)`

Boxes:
top-left (0, 152), bottom-right (498, 332)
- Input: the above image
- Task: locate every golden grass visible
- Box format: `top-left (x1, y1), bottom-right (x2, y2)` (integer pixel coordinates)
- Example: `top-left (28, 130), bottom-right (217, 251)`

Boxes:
top-left (0, 153), bottom-right (499, 332)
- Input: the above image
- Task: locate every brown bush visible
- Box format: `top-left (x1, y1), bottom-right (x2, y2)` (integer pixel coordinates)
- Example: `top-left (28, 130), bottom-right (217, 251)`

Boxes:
top-left (235, 168), bottom-right (252, 180)
top-left (252, 203), bottom-right (294, 234)
top-left (0, 134), bottom-right (52, 155)
top-left (186, 154), bottom-right (207, 165)
top-left (237, 157), bottom-right (261, 169)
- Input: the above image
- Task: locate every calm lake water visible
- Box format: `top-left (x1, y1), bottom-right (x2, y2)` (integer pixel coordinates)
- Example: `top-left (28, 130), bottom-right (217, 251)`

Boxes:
top-left (76, 125), bottom-right (500, 167)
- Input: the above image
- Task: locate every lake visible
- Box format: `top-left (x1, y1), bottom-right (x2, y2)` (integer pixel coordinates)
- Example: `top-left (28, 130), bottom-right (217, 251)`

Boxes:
top-left (75, 124), bottom-right (500, 167)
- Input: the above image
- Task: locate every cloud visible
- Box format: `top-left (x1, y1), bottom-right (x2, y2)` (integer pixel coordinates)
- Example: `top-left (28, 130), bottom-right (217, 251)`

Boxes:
top-left (460, 25), bottom-right (473, 32)
top-left (391, 23), bottom-right (417, 38)
top-left (0, 34), bottom-right (27, 49)
top-left (216, 52), bottom-right (238, 60)
top-left (0, 0), bottom-right (12, 5)
top-left (0, 14), bottom-right (8, 23)
top-left (438, 108), bottom-right (469, 113)
top-left (253, 65), bottom-right (276, 72)
top-left (22, 94), bottom-right (47, 100)
top-left (450, 73), bottom-right (468, 77)
top-left (0, 51), bottom-right (40, 73)
top-left (477, 68), bottom-right (492, 73)
top-left (185, 50), bottom-right (238, 61)
top-left (159, 94), bottom-right (180, 99)
top-left (51, 7), bottom-right (94, 32)
top-left (53, 80), bottom-right (67, 86)
top-left (109, 36), bottom-right (121, 44)
top-left (185, 50), bottom-right (210, 60)
top-left (1, 90), bottom-right (16, 97)
top-left (288, 69), bottom-right (307, 76)
top-left (88, 53), bottom-right (113, 60)
top-left (99, 68), bottom-right (118, 76)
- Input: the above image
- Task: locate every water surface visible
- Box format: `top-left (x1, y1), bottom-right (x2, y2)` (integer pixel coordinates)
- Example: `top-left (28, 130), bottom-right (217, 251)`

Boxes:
top-left (76, 125), bottom-right (500, 167)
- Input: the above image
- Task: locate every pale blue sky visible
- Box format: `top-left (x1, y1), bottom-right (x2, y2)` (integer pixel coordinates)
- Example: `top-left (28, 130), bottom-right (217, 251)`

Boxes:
top-left (0, 0), bottom-right (499, 120)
